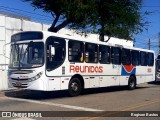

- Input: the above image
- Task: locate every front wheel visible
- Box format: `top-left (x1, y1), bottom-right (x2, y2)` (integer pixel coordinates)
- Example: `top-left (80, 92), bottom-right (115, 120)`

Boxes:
top-left (68, 78), bottom-right (82, 97)
top-left (128, 76), bottom-right (136, 90)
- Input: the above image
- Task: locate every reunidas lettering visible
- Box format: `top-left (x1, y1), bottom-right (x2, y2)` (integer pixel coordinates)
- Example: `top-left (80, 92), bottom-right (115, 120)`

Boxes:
top-left (70, 65), bottom-right (103, 73)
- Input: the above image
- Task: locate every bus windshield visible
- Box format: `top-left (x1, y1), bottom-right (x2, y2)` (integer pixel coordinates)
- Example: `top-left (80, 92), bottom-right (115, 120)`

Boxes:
top-left (9, 42), bottom-right (44, 69)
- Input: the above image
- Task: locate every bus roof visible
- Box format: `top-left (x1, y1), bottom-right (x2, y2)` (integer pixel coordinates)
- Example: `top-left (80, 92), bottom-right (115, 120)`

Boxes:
top-left (12, 31), bottom-right (154, 53)
top-left (42, 31), bottom-right (154, 53)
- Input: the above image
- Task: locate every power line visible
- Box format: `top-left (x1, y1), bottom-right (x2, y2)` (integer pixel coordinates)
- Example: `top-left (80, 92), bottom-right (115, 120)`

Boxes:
top-left (0, 8), bottom-right (53, 22)
top-left (0, 5), bottom-right (53, 18)
top-left (0, 5), bottom-right (55, 23)
top-left (0, 10), bottom-right (52, 22)
top-left (0, 4), bottom-right (159, 20)
top-left (0, 4), bottom-right (159, 23)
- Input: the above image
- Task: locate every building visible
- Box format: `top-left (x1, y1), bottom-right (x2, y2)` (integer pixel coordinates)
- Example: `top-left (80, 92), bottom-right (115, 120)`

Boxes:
top-left (0, 13), bottom-right (133, 90)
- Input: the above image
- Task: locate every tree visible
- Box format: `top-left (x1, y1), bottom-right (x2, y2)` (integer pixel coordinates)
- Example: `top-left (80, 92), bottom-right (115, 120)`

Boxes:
top-left (91, 0), bottom-right (145, 41)
top-left (24, 0), bottom-right (145, 41)
top-left (24, 0), bottom-right (93, 32)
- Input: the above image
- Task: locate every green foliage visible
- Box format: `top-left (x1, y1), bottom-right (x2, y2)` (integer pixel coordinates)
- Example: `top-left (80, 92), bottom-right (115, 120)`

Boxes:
top-left (24, 0), bottom-right (146, 41)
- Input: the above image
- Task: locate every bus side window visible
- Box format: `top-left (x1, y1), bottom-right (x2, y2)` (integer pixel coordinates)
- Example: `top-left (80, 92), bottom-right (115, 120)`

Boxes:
top-left (122, 49), bottom-right (131, 65)
top-left (85, 43), bottom-right (98, 63)
top-left (68, 40), bottom-right (84, 62)
top-left (131, 50), bottom-right (139, 66)
top-left (99, 45), bottom-right (110, 64)
top-left (148, 52), bottom-right (154, 66)
top-left (140, 51), bottom-right (147, 66)
top-left (111, 47), bottom-right (121, 65)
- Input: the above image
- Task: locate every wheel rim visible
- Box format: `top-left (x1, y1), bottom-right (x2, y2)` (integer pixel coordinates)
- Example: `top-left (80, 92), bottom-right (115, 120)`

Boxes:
top-left (71, 82), bottom-right (79, 92)
top-left (130, 79), bottom-right (135, 88)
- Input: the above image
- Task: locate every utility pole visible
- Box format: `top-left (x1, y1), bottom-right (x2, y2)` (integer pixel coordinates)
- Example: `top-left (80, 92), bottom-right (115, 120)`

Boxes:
top-left (148, 38), bottom-right (150, 50)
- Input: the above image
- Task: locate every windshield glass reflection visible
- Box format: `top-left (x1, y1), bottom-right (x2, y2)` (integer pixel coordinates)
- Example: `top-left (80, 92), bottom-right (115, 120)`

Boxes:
top-left (9, 42), bottom-right (44, 69)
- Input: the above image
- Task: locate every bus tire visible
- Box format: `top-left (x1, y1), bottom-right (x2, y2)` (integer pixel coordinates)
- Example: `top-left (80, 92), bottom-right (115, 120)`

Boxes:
top-left (128, 76), bottom-right (136, 90)
top-left (68, 78), bottom-right (82, 97)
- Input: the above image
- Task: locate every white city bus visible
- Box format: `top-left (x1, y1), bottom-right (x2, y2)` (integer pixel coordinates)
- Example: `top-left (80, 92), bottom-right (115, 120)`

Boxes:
top-left (8, 31), bottom-right (155, 96)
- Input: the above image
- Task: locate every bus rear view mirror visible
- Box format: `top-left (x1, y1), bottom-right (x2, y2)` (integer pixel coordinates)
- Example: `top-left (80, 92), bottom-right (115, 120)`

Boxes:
top-left (49, 45), bottom-right (55, 61)
top-left (51, 46), bottom-right (55, 56)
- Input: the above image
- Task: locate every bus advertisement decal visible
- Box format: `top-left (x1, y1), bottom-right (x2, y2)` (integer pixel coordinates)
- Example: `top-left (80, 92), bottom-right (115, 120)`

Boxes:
top-left (70, 65), bottom-right (103, 73)
top-left (121, 65), bottom-right (136, 75)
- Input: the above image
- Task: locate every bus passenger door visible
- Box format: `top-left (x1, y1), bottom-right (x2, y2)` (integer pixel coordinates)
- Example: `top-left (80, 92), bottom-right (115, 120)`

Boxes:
top-left (45, 37), bottom-right (66, 90)
top-left (110, 47), bottom-right (121, 86)
top-left (137, 52), bottom-right (147, 84)
top-left (120, 48), bottom-right (133, 86)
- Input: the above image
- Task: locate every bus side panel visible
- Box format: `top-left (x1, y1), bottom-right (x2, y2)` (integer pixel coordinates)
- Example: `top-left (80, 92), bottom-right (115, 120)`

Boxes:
top-left (27, 78), bottom-right (45, 91)
top-left (48, 77), bottom-right (61, 91)
top-left (120, 76), bottom-right (129, 86)
top-left (110, 65), bottom-right (121, 86)
top-left (99, 64), bottom-right (120, 87)
top-left (136, 66), bottom-right (146, 84)
top-left (99, 76), bottom-right (110, 87)
top-left (60, 77), bottom-right (70, 90)
top-left (83, 76), bottom-right (90, 88)
top-left (145, 66), bottom-right (155, 82)
top-left (99, 64), bottom-right (111, 87)
top-left (48, 77), bottom-right (70, 91)
top-left (89, 76), bottom-right (99, 88)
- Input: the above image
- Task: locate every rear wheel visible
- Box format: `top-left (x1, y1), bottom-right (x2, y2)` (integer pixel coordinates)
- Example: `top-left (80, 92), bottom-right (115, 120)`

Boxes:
top-left (68, 78), bottom-right (82, 97)
top-left (128, 76), bottom-right (136, 90)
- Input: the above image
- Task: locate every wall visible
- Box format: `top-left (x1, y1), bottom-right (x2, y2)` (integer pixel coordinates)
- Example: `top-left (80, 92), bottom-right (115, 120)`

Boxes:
top-left (0, 14), bottom-right (51, 90)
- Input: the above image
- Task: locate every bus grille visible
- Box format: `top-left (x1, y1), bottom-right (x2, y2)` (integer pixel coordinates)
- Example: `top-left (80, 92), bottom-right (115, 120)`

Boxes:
top-left (12, 82), bottom-right (28, 88)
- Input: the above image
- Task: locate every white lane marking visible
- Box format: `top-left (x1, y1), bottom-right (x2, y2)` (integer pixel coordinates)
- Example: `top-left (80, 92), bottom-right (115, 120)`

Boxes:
top-left (11, 118), bottom-right (35, 120)
top-left (7, 97), bottom-right (104, 112)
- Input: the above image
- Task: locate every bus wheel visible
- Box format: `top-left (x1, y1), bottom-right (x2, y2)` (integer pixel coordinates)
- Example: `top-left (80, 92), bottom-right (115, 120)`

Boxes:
top-left (68, 78), bottom-right (82, 97)
top-left (128, 76), bottom-right (136, 90)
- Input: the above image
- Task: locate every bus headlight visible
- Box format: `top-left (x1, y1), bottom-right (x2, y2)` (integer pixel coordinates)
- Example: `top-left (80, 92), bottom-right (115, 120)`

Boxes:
top-left (29, 72), bottom-right (43, 81)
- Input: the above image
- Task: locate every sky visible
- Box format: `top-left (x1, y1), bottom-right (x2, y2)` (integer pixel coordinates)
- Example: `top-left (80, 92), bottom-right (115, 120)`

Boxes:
top-left (0, 0), bottom-right (160, 55)
top-left (135, 0), bottom-right (160, 55)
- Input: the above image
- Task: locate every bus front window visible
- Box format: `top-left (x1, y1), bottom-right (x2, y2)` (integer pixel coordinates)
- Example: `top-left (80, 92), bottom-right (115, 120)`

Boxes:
top-left (9, 42), bottom-right (44, 69)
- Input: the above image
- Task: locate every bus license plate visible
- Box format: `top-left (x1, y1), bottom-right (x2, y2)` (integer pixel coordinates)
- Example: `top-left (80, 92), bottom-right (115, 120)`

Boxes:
top-left (16, 82), bottom-right (22, 87)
